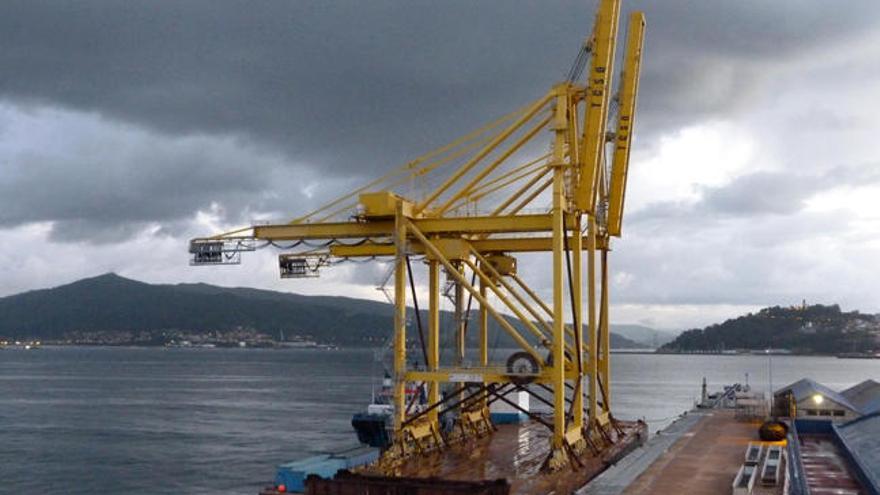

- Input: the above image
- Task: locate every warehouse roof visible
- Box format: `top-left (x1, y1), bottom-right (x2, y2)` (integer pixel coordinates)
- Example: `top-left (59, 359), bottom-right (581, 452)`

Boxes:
top-left (836, 412), bottom-right (880, 490)
top-left (842, 379), bottom-right (880, 413)
top-left (775, 378), bottom-right (860, 412)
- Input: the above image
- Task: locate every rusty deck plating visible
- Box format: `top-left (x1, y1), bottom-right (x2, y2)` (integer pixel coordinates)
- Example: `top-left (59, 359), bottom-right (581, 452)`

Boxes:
top-left (356, 419), bottom-right (646, 495)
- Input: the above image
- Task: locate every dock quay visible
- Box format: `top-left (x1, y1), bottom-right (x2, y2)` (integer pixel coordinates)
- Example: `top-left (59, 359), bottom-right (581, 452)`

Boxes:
top-left (581, 378), bottom-right (880, 495)
top-left (581, 409), bottom-right (783, 495)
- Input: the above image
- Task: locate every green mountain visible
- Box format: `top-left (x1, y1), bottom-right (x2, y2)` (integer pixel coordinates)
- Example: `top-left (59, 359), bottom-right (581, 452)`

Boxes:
top-left (660, 304), bottom-right (880, 354)
top-left (0, 273), bottom-right (641, 348)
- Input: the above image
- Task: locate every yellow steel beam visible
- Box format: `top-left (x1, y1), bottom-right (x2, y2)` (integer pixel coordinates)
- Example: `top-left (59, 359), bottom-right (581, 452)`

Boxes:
top-left (550, 125), bottom-right (567, 450)
top-left (572, 214), bottom-right (585, 430)
top-left (607, 12), bottom-right (646, 237)
top-left (393, 203), bottom-right (408, 430)
top-left (404, 368), bottom-right (587, 385)
top-left (434, 114), bottom-right (552, 215)
top-left (247, 213), bottom-right (554, 241)
top-left (465, 161), bottom-right (548, 206)
top-left (504, 175), bottom-right (553, 217)
top-left (290, 102), bottom-right (526, 225)
top-left (403, 370), bottom-right (516, 385)
top-left (599, 248), bottom-right (611, 412)
top-left (416, 93), bottom-right (553, 214)
top-left (479, 281), bottom-right (488, 367)
top-left (330, 234), bottom-right (607, 257)
top-left (509, 271), bottom-right (584, 354)
top-left (576, 0), bottom-right (621, 213)
top-left (293, 134), bottom-right (502, 225)
top-left (479, 280), bottom-right (489, 409)
top-left (464, 153), bottom-right (550, 201)
top-left (428, 259), bottom-right (440, 425)
top-left (460, 258), bottom-right (552, 349)
top-left (567, 94), bottom-right (580, 174)
top-left (416, 214), bottom-right (552, 235)
top-left (490, 166), bottom-right (553, 216)
top-left (467, 250), bottom-right (557, 344)
top-left (587, 215), bottom-right (598, 421)
top-left (407, 221), bottom-right (544, 363)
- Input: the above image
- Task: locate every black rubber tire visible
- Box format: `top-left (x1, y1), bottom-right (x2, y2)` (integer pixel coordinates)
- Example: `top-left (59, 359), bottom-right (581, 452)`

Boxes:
top-left (506, 351), bottom-right (540, 384)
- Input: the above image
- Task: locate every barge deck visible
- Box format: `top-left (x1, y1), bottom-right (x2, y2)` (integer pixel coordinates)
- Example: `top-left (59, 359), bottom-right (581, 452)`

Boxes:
top-left (353, 419), bottom-right (647, 495)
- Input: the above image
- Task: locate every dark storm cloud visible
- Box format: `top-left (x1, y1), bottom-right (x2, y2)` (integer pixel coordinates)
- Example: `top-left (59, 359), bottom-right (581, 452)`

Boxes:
top-left (0, 105), bottom-right (330, 241)
top-left (3, 1), bottom-right (879, 171)
top-left (1, 0), bottom-right (879, 243)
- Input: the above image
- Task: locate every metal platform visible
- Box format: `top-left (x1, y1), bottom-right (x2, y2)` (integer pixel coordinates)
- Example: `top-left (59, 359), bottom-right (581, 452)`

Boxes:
top-left (353, 419), bottom-right (647, 495)
top-left (583, 410), bottom-right (785, 495)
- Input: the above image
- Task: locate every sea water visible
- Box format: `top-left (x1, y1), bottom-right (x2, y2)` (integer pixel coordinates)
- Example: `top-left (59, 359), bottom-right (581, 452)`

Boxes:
top-left (1, 347), bottom-right (878, 494)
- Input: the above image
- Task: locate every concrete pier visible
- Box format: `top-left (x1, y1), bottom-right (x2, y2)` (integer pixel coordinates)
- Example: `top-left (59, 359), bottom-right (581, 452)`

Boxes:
top-left (581, 410), bottom-right (784, 495)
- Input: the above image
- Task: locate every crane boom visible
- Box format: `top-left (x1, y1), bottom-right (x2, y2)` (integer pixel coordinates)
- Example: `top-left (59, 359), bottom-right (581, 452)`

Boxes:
top-left (576, 0), bottom-right (621, 213)
top-left (607, 12), bottom-right (646, 237)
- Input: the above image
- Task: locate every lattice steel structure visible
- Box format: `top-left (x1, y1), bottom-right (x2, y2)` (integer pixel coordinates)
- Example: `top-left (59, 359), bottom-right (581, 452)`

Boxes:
top-left (190, 0), bottom-right (645, 470)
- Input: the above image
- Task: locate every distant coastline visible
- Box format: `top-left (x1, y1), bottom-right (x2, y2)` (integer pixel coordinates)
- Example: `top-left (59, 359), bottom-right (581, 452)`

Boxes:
top-left (6, 343), bottom-right (878, 360)
top-left (660, 304), bottom-right (879, 356)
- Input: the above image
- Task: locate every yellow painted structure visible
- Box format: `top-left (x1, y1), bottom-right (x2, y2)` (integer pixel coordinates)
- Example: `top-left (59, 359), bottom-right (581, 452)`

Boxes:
top-left (190, 0), bottom-right (646, 471)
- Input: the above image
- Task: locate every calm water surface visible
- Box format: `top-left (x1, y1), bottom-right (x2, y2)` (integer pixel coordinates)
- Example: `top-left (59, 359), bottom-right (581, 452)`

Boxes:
top-left (1, 347), bottom-right (878, 494)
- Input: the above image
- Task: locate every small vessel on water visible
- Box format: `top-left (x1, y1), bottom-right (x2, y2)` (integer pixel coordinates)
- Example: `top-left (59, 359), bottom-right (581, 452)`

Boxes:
top-left (1, 340), bottom-right (41, 350)
top-left (836, 351), bottom-right (880, 359)
top-left (351, 373), bottom-right (426, 449)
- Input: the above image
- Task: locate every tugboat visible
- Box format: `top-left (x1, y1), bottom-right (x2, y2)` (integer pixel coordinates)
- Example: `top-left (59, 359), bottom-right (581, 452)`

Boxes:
top-left (351, 372), bottom-right (427, 449)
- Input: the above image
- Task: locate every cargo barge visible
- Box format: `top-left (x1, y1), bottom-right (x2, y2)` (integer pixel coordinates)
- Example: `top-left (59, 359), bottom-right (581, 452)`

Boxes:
top-left (261, 417), bottom-right (645, 495)
top-left (261, 379), bottom-right (647, 494)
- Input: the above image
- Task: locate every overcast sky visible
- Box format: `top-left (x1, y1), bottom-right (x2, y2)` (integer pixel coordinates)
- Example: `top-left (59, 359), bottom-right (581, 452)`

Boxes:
top-left (1, 1), bottom-right (878, 330)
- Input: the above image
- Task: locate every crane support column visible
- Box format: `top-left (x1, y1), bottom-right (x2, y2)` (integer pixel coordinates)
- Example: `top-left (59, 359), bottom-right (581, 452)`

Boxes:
top-left (455, 267), bottom-right (466, 367)
top-left (600, 250), bottom-right (611, 410)
top-left (551, 165), bottom-right (566, 458)
top-left (587, 216), bottom-right (598, 424)
top-left (480, 281), bottom-right (488, 367)
top-left (393, 202), bottom-right (408, 430)
top-left (572, 215), bottom-right (585, 431)
top-left (480, 279), bottom-right (489, 410)
top-left (428, 259), bottom-right (441, 425)
top-left (549, 88), bottom-right (568, 467)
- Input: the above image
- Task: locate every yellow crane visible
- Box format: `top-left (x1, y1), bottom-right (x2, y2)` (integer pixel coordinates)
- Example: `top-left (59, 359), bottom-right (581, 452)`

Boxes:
top-left (190, 0), bottom-right (645, 470)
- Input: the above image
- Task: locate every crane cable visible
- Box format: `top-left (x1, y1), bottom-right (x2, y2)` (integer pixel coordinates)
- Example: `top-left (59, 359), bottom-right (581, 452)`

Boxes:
top-left (566, 42), bottom-right (592, 82)
top-left (288, 101), bottom-right (536, 225)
